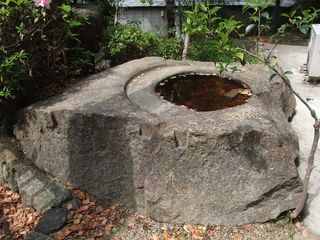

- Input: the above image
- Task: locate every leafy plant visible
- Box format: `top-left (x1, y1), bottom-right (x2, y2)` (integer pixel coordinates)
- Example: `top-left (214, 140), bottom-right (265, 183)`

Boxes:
top-left (104, 24), bottom-right (180, 65)
top-left (188, 39), bottom-right (235, 63)
top-left (0, 0), bottom-right (96, 135)
top-left (0, 51), bottom-right (28, 97)
top-left (277, 8), bottom-right (320, 37)
top-left (183, 0), bottom-right (320, 220)
top-left (227, 6), bottom-right (320, 219)
top-left (149, 38), bottom-right (181, 60)
top-left (182, 0), bottom-right (243, 62)
top-left (243, 0), bottom-right (274, 54)
top-left (0, 0), bottom-right (94, 100)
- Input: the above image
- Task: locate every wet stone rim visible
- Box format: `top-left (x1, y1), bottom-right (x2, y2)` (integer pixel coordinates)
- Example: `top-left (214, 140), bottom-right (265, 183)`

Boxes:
top-left (126, 63), bottom-right (257, 116)
top-left (154, 73), bottom-right (252, 112)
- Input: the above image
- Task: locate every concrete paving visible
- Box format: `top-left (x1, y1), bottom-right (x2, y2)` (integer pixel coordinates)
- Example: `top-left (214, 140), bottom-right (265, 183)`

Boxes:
top-left (268, 44), bottom-right (320, 237)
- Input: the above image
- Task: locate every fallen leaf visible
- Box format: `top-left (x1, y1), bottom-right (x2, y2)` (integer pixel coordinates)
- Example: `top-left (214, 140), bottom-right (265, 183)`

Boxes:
top-left (302, 228), bottom-right (309, 238)
top-left (100, 208), bottom-right (111, 216)
top-left (233, 234), bottom-right (243, 240)
top-left (75, 190), bottom-right (86, 200)
top-left (183, 224), bottom-right (205, 240)
top-left (73, 218), bottom-right (80, 224)
top-left (143, 222), bottom-right (150, 230)
top-left (96, 205), bottom-right (104, 212)
top-left (3, 208), bottom-right (11, 215)
top-left (95, 229), bottom-right (104, 237)
top-left (119, 218), bottom-right (125, 224)
top-left (128, 222), bottom-right (135, 229)
top-left (225, 89), bottom-right (241, 98)
top-left (206, 226), bottom-right (216, 237)
top-left (161, 232), bottom-right (171, 240)
top-left (110, 203), bottom-right (117, 210)
top-left (192, 230), bottom-right (204, 240)
top-left (77, 205), bottom-right (89, 213)
top-left (240, 225), bottom-right (255, 232)
top-left (215, 225), bottom-right (222, 231)
top-left (52, 231), bottom-right (65, 240)
top-left (82, 198), bottom-right (90, 205)
top-left (111, 213), bottom-right (117, 221)
top-left (66, 202), bottom-right (74, 210)
top-left (150, 234), bottom-right (160, 240)
top-left (91, 221), bottom-right (98, 229)
top-left (105, 223), bottom-right (114, 236)
top-left (65, 228), bottom-right (73, 236)
top-left (70, 224), bottom-right (80, 232)
top-left (183, 224), bottom-right (192, 234)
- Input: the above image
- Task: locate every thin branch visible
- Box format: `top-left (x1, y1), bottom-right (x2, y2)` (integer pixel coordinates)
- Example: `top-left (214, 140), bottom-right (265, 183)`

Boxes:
top-left (240, 48), bottom-right (317, 119)
top-left (239, 47), bottom-right (319, 218)
top-left (291, 119), bottom-right (320, 218)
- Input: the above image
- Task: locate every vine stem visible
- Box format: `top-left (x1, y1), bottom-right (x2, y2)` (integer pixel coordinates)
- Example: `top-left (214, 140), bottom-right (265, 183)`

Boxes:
top-left (257, 9), bottom-right (261, 55)
top-left (239, 47), bottom-right (319, 218)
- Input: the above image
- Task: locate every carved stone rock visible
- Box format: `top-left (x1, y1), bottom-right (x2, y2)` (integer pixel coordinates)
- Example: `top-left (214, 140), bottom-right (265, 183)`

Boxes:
top-left (14, 58), bottom-right (302, 225)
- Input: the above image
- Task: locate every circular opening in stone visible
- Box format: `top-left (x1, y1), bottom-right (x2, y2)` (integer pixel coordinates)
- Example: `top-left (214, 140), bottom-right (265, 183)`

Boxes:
top-left (155, 73), bottom-right (252, 111)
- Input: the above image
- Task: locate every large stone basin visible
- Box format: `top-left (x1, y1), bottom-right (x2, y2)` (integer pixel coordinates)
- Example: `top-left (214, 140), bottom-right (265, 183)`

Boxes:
top-left (14, 57), bottom-right (302, 225)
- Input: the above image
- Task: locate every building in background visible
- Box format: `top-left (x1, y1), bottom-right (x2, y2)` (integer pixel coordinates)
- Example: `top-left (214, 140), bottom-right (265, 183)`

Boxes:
top-left (118, 0), bottom-right (296, 37)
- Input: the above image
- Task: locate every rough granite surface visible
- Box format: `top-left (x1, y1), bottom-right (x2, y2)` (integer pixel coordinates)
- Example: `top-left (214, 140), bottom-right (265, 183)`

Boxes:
top-left (14, 57), bottom-right (302, 225)
top-left (0, 137), bottom-right (72, 212)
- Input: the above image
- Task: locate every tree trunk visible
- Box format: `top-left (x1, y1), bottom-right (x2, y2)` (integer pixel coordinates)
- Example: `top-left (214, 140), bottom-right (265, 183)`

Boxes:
top-left (273, 0), bottom-right (281, 29)
top-left (114, 0), bottom-right (120, 25)
top-left (165, 0), bottom-right (176, 38)
top-left (182, 33), bottom-right (189, 60)
top-left (178, 0), bottom-right (183, 38)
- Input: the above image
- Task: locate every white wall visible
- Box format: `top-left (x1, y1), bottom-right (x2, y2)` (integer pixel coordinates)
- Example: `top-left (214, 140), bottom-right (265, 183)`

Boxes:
top-left (119, 8), bottom-right (168, 37)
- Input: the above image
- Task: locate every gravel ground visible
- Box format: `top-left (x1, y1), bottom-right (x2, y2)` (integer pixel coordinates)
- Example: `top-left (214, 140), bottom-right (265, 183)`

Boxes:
top-left (113, 212), bottom-right (300, 240)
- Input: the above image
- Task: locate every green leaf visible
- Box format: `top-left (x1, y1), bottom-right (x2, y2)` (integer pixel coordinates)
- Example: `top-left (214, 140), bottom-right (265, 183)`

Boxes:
top-left (290, 10), bottom-right (296, 18)
top-left (245, 24), bottom-right (256, 35)
top-left (281, 13), bottom-right (290, 18)
top-left (236, 52), bottom-right (244, 61)
top-left (299, 24), bottom-right (310, 35)
top-left (261, 11), bottom-right (270, 19)
top-left (60, 4), bottom-right (72, 14)
top-left (284, 70), bottom-right (293, 75)
top-left (310, 109), bottom-right (317, 119)
top-left (16, 0), bottom-right (24, 5)
top-left (242, 5), bottom-right (250, 13)
top-left (68, 19), bottom-right (82, 28)
top-left (195, 2), bottom-right (201, 12)
top-left (269, 73), bottom-right (277, 81)
top-left (199, 3), bottom-right (207, 12)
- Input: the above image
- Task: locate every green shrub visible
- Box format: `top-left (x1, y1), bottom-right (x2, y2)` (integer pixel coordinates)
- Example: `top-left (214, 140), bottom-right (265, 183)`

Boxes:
top-left (0, 0), bottom-right (94, 100)
top-left (105, 25), bottom-right (180, 65)
top-left (0, 0), bottom-right (96, 135)
top-left (105, 24), bottom-right (241, 65)
top-left (188, 38), bottom-right (236, 63)
top-left (149, 37), bottom-right (181, 60)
